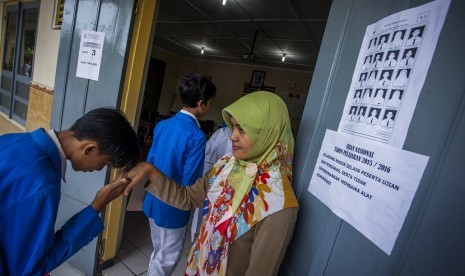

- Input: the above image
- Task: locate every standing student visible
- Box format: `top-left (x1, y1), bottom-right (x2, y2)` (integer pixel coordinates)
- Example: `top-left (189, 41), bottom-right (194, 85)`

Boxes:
top-left (123, 91), bottom-right (299, 275)
top-left (143, 73), bottom-right (216, 276)
top-left (0, 107), bottom-right (140, 275)
top-left (202, 124), bottom-right (232, 175)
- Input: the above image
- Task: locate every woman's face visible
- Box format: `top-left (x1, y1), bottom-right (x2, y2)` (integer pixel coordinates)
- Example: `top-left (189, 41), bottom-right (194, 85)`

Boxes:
top-left (230, 116), bottom-right (254, 160)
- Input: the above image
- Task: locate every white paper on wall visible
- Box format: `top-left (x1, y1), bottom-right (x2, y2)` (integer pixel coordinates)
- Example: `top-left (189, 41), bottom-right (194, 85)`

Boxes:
top-left (308, 130), bottom-right (429, 254)
top-left (76, 31), bottom-right (105, 81)
top-left (337, 0), bottom-right (450, 148)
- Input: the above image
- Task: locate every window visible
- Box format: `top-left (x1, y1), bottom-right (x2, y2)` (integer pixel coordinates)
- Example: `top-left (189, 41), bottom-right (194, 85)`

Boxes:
top-left (0, 2), bottom-right (39, 125)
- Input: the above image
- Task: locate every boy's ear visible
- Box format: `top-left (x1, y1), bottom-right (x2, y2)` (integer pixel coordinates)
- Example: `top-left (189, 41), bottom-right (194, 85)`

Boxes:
top-left (197, 99), bottom-right (204, 107)
top-left (83, 143), bottom-right (99, 155)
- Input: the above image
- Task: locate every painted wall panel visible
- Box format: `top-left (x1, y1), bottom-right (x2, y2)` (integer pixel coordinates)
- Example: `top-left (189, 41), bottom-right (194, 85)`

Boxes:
top-left (283, 0), bottom-right (465, 275)
top-left (51, 0), bottom-right (134, 274)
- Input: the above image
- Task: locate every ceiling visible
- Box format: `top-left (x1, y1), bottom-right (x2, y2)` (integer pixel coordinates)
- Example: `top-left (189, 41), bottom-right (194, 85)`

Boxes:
top-left (153, 0), bottom-right (333, 71)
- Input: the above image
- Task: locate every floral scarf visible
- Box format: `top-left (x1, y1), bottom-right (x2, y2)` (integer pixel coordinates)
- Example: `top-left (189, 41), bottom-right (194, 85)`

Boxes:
top-left (186, 91), bottom-right (298, 275)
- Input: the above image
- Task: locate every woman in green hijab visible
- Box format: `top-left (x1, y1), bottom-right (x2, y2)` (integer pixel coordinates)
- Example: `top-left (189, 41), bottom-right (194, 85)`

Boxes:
top-left (124, 91), bottom-right (299, 275)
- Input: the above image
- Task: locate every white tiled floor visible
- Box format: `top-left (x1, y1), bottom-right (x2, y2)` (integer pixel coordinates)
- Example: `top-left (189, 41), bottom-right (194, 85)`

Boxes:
top-left (52, 211), bottom-right (192, 276)
top-left (50, 262), bottom-right (86, 276)
top-left (102, 210), bottom-right (191, 276)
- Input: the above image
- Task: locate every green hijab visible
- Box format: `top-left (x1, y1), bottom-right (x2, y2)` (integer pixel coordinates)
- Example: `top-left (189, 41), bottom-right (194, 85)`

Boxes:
top-left (222, 91), bottom-right (294, 211)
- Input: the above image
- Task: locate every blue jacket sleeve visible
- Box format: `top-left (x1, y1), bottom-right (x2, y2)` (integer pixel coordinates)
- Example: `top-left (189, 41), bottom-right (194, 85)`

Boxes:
top-left (1, 189), bottom-right (103, 275)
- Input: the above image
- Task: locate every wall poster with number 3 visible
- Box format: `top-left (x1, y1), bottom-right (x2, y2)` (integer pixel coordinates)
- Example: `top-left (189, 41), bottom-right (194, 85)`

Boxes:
top-left (76, 30), bottom-right (105, 81)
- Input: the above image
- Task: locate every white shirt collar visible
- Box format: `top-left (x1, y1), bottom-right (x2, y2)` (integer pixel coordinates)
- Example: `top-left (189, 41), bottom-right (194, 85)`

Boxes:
top-left (46, 129), bottom-right (67, 182)
top-left (180, 109), bottom-right (201, 128)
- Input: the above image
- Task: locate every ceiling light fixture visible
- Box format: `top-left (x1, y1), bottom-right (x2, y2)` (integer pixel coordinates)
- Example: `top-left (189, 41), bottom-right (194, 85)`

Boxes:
top-left (222, 0), bottom-right (226, 5)
top-left (282, 53), bottom-right (286, 62)
top-left (201, 47), bottom-right (205, 54)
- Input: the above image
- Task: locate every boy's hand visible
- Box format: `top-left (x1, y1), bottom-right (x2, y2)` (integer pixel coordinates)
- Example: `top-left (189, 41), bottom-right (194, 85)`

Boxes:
top-left (91, 178), bottom-right (129, 212)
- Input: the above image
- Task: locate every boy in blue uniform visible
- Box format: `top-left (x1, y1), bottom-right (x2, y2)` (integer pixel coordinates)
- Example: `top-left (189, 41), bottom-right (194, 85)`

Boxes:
top-left (143, 73), bottom-right (216, 275)
top-left (0, 107), bottom-right (140, 275)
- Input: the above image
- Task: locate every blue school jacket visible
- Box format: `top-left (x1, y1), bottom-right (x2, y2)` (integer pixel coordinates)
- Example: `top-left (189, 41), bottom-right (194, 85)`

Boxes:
top-left (143, 111), bottom-right (206, 229)
top-left (0, 129), bottom-right (103, 275)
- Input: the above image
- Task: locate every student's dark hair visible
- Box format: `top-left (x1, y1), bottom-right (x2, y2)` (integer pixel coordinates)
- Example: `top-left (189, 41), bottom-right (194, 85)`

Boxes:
top-left (70, 107), bottom-right (140, 171)
top-left (178, 73), bottom-right (216, 107)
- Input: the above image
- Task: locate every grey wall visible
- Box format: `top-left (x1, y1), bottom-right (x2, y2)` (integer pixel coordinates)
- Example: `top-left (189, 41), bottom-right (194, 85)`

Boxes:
top-left (282, 0), bottom-right (465, 275)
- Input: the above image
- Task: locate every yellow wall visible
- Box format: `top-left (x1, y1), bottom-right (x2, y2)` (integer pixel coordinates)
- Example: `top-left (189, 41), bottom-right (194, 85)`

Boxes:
top-left (25, 83), bottom-right (54, 131)
top-left (151, 47), bottom-right (313, 131)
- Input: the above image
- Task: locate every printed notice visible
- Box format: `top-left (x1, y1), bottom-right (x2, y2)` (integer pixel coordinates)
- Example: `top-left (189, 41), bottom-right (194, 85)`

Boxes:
top-left (308, 130), bottom-right (429, 255)
top-left (338, 0), bottom-right (450, 147)
top-left (76, 31), bottom-right (105, 81)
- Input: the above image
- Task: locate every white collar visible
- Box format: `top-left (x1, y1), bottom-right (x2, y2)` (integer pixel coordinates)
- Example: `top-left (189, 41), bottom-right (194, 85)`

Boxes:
top-left (180, 109), bottom-right (201, 128)
top-left (46, 129), bottom-right (67, 182)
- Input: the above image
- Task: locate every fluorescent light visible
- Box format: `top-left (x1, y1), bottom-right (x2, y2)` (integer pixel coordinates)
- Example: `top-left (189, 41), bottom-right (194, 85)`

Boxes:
top-left (223, 0), bottom-right (226, 5)
top-left (201, 47), bottom-right (204, 54)
top-left (282, 53), bottom-right (286, 62)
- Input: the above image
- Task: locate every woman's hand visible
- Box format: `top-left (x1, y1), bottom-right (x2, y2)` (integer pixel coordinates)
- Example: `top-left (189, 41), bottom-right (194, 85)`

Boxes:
top-left (122, 162), bottom-right (160, 196)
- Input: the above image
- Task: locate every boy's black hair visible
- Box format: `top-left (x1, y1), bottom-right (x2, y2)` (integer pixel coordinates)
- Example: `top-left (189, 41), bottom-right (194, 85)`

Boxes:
top-left (70, 107), bottom-right (140, 171)
top-left (178, 73), bottom-right (216, 107)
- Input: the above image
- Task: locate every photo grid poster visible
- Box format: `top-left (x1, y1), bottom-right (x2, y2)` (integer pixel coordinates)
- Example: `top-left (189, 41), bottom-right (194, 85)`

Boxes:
top-left (308, 0), bottom-right (450, 255)
top-left (338, 0), bottom-right (450, 148)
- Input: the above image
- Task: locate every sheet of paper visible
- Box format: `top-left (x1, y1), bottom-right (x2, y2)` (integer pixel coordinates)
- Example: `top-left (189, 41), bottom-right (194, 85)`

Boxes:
top-left (337, 0), bottom-right (450, 147)
top-left (76, 30), bottom-right (105, 81)
top-left (308, 130), bottom-right (429, 254)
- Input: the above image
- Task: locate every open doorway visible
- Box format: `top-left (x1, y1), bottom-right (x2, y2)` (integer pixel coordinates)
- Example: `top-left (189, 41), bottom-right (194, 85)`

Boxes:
top-left (105, 56), bottom-right (194, 276)
top-left (137, 57), bottom-right (166, 159)
top-left (104, 0), bottom-right (332, 274)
